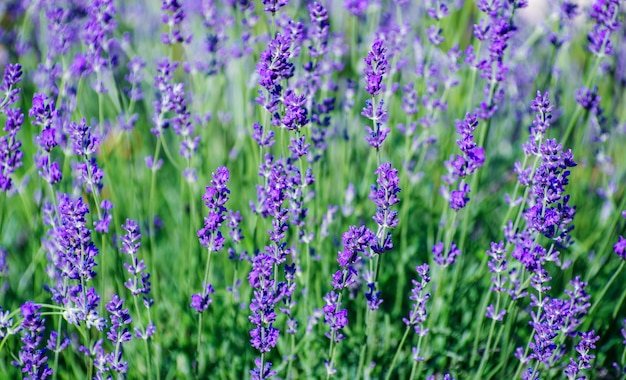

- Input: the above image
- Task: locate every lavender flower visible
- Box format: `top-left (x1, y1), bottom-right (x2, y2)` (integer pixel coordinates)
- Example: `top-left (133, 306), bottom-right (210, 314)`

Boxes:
top-left (252, 123), bottom-right (276, 148)
top-left (282, 89), bottom-right (308, 131)
top-left (402, 264), bottom-right (431, 339)
top-left (256, 33), bottom-right (294, 117)
top-left (193, 167), bottom-right (231, 313)
top-left (0, 63), bottom-right (24, 192)
top-left (344, 0), bottom-right (368, 17)
top-left (432, 241), bottom-right (461, 267)
top-left (248, 252), bottom-right (281, 379)
top-left (12, 302), bottom-right (53, 379)
top-left (198, 167), bottom-right (230, 250)
top-left (485, 241), bottom-right (508, 321)
top-left (0, 63), bottom-right (23, 110)
top-left (81, 0), bottom-right (118, 93)
top-left (441, 112), bottom-right (484, 211)
top-left (565, 331), bottom-right (600, 379)
top-left (161, 0), bottom-right (191, 45)
top-left (120, 219), bottom-right (152, 306)
top-left (364, 39), bottom-right (388, 97)
top-left (308, 2), bottom-right (329, 59)
top-left (43, 193), bottom-right (105, 330)
top-left (101, 295), bottom-right (133, 377)
top-left (94, 200), bottom-right (113, 233)
top-left (124, 57), bottom-right (146, 102)
top-left (588, 0), bottom-right (620, 56)
top-left (370, 162), bottom-right (400, 254)
top-left (261, 0), bottom-right (288, 14)
top-left (31, 94), bottom-right (62, 185)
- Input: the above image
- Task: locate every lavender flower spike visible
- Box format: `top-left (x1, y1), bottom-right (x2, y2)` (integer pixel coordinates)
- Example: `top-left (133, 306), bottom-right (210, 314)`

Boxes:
top-left (364, 39), bottom-right (389, 97)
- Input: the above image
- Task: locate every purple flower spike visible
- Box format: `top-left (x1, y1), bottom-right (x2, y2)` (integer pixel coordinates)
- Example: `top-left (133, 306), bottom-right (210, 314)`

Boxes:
top-left (252, 123), bottom-right (275, 148)
top-left (12, 302), bottom-right (53, 379)
top-left (0, 63), bottom-right (23, 110)
top-left (190, 284), bottom-right (215, 313)
top-left (261, 0), bottom-right (289, 14)
top-left (433, 241), bottom-right (461, 267)
top-left (588, 0), bottom-right (620, 56)
top-left (402, 264), bottom-right (431, 337)
top-left (370, 163), bottom-right (401, 231)
top-left (364, 39), bottom-right (389, 97)
top-left (197, 167), bottom-right (231, 251)
top-left (0, 63), bottom-right (24, 193)
top-left (161, 0), bottom-right (191, 45)
top-left (337, 225), bottom-right (375, 267)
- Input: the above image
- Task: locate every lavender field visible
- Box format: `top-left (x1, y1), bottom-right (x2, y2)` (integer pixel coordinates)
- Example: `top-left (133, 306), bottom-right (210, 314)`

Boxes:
top-left (0, 0), bottom-right (625, 379)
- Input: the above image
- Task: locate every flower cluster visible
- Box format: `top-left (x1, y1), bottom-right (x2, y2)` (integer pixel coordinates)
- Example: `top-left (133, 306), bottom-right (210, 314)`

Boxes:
top-left (261, 0), bottom-right (289, 14)
top-left (95, 295), bottom-right (133, 378)
top-left (588, 0), bottom-right (621, 56)
top-left (403, 264), bottom-right (431, 361)
top-left (30, 93), bottom-right (62, 185)
top-left (256, 33), bottom-right (294, 121)
top-left (81, 0), bottom-right (118, 93)
top-left (248, 253), bottom-right (281, 379)
top-left (12, 302), bottom-right (53, 379)
top-left (121, 220), bottom-right (152, 306)
top-left (441, 112), bottom-right (484, 211)
top-left (470, 0), bottom-right (527, 119)
top-left (47, 193), bottom-right (105, 329)
top-left (485, 241), bottom-right (507, 322)
top-left (193, 167), bottom-right (231, 313)
top-left (161, 0), bottom-right (191, 45)
top-left (0, 63), bottom-right (24, 193)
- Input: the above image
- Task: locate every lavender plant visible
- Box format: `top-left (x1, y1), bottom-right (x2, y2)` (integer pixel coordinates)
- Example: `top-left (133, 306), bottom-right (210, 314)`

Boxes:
top-left (0, 0), bottom-right (625, 379)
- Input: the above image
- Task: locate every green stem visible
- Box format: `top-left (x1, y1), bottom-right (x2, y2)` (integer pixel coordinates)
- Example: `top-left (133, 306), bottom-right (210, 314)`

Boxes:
top-left (474, 292), bottom-right (501, 380)
top-left (52, 316), bottom-right (63, 380)
top-left (385, 326), bottom-right (411, 380)
top-left (588, 261), bottom-right (624, 318)
top-left (133, 296), bottom-right (152, 379)
top-left (286, 333), bottom-right (296, 379)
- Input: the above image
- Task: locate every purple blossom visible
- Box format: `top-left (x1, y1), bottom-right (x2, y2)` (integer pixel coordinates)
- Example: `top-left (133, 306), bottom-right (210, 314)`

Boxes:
top-left (197, 167), bottom-right (230, 251)
top-left (575, 86), bottom-right (601, 114)
top-left (69, 119), bottom-right (100, 157)
top-left (308, 2), bottom-right (329, 58)
top-left (252, 123), bottom-right (276, 148)
top-left (402, 264), bottom-right (431, 337)
top-left (433, 241), bottom-right (461, 267)
top-left (344, 0), bottom-right (368, 16)
top-left (588, 0), bottom-right (620, 56)
top-left (257, 33), bottom-right (294, 110)
top-left (0, 63), bottom-right (23, 110)
top-left (94, 200), bottom-right (113, 233)
top-left (370, 163), bottom-right (400, 229)
top-left (337, 225), bottom-right (375, 268)
top-left (190, 284), bottom-right (215, 313)
top-left (81, 0), bottom-right (118, 93)
top-left (248, 252), bottom-right (281, 378)
top-left (364, 39), bottom-right (388, 97)
top-left (261, 0), bottom-right (288, 14)
top-left (120, 219), bottom-right (152, 306)
top-left (72, 158), bottom-right (104, 194)
top-left (161, 0), bottom-right (191, 45)
top-left (323, 291), bottom-right (348, 343)
top-left (0, 63), bottom-right (24, 192)
top-left (124, 57), bottom-right (146, 102)
top-left (12, 302), bottom-right (53, 380)
top-left (282, 89), bottom-right (308, 130)
top-left (43, 193), bottom-right (106, 330)
top-left (250, 357), bottom-right (277, 380)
